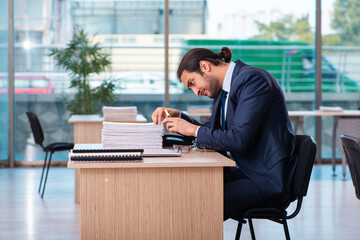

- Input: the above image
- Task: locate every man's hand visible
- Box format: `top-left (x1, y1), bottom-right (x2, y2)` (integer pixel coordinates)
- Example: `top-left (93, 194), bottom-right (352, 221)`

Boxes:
top-left (151, 107), bottom-right (180, 125)
top-left (162, 118), bottom-right (198, 137)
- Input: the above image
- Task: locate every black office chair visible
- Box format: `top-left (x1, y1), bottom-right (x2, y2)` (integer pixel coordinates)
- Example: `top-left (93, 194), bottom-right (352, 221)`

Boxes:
top-left (340, 134), bottom-right (360, 200)
top-left (26, 111), bottom-right (74, 198)
top-left (232, 135), bottom-right (317, 240)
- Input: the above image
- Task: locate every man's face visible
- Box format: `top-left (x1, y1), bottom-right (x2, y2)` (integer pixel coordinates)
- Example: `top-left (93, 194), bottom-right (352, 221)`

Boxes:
top-left (180, 70), bottom-right (221, 99)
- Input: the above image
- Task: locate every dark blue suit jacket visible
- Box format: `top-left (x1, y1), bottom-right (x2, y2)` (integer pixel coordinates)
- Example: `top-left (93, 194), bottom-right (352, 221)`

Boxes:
top-left (181, 60), bottom-right (298, 203)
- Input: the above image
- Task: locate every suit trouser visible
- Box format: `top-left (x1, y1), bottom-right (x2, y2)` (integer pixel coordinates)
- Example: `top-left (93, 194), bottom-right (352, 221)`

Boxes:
top-left (223, 167), bottom-right (265, 220)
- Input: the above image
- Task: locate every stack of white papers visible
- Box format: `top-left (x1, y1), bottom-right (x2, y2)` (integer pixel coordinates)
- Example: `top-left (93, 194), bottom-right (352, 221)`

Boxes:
top-left (102, 106), bottom-right (137, 121)
top-left (102, 122), bottom-right (164, 149)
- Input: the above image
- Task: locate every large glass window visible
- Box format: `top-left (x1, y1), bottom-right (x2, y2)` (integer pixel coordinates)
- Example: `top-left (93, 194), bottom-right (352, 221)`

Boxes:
top-left (322, 0), bottom-right (360, 159)
top-left (13, 0), bottom-right (168, 161)
top-left (14, 0), bottom-right (74, 161)
top-left (0, 0), bottom-right (9, 162)
top-left (8, 0), bottom-right (360, 162)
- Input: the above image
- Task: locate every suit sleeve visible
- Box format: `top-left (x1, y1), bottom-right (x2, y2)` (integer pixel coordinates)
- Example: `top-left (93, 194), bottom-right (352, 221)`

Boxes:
top-left (196, 71), bottom-right (273, 152)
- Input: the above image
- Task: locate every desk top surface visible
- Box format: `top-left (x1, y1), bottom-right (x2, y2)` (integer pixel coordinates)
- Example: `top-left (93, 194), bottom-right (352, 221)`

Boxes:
top-left (68, 114), bottom-right (147, 123)
top-left (67, 144), bottom-right (235, 169)
top-left (288, 110), bottom-right (360, 116)
top-left (187, 110), bottom-right (360, 117)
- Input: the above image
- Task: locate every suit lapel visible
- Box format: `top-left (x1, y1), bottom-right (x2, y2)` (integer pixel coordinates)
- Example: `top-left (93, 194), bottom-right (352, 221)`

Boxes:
top-left (211, 60), bottom-right (245, 129)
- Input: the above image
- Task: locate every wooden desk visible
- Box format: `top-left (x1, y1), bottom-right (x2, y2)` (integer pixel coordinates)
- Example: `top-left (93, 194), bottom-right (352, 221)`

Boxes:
top-left (68, 114), bottom-right (148, 203)
top-left (68, 148), bottom-right (235, 240)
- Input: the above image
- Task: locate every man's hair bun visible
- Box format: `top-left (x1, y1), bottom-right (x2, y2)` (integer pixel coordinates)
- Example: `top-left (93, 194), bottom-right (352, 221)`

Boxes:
top-left (217, 47), bottom-right (232, 63)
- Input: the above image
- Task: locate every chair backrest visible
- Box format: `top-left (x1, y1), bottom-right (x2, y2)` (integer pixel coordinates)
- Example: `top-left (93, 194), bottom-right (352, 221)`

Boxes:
top-left (26, 111), bottom-right (45, 148)
top-left (291, 135), bottom-right (317, 200)
top-left (340, 134), bottom-right (360, 200)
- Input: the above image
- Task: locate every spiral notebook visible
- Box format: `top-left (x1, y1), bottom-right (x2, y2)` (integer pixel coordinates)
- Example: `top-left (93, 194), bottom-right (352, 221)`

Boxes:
top-left (69, 148), bottom-right (144, 161)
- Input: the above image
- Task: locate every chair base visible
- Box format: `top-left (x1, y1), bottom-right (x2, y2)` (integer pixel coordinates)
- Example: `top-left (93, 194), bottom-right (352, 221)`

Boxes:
top-left (235, 215), bottom-right (290, 240)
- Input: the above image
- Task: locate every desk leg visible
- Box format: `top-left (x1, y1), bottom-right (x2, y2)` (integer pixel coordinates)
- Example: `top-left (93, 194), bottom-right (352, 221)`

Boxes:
top-left (72, 122), bottom-right (102, 204)
top-left (332, 116), bottom-right (339, 176)
top-left (75, 169), bottom-right (80, 204)
top-left (80, 167), bottom-right (223, 240)
top-left (290, 116), bottom-right (304, 135)
top-left (292, 116), bottom-right (299, 134)
top-left (299, 116), bottom-right (304, 135)
top-left (342, 155), bottom-right (347, 178)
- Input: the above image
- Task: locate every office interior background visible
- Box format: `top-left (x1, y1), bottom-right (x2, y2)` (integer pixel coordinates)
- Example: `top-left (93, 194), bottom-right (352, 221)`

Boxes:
top-left (1, 1), bottom-right (360, 240)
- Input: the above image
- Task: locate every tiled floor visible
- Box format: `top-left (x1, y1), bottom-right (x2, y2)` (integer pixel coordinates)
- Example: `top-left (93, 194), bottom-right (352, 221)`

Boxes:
top-left (0, 165), bottom-right (359, 240)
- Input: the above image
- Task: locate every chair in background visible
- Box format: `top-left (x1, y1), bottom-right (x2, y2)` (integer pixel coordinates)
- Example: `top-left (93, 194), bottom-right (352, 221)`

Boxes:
top-left (232, 135), bottom-right (317, 240)
top-left (26, 111), bottom-right (74, 198)
top-left (340, 134), bottom-right (360, 200)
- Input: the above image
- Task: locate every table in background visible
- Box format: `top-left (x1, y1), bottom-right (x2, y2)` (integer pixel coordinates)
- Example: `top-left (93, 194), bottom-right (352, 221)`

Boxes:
top-left (68, 147), bottom-right (235, 240)
top-left (187, 110), bottom-right (360, 176)
top-left (289, 110), bottom-right (360, 176)
top-left (68, 114), bottom-right (147, 203)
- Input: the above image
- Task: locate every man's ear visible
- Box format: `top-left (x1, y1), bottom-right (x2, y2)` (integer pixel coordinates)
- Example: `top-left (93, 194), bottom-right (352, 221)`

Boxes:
top-left (199, 61), bottom-right (211, 73)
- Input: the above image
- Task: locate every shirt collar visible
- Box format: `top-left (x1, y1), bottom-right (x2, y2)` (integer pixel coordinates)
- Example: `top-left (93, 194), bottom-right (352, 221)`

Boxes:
top-left (222, 61), bottom-right (235, 92)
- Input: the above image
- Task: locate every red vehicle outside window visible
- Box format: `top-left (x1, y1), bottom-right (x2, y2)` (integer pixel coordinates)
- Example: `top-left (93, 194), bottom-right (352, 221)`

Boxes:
top-left (0, 76), bottom-right (55, 94)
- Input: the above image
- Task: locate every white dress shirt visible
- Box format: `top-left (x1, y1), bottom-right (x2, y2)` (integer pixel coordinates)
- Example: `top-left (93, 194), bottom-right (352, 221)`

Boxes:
top-left (221, 61), bottom-right (235, 127)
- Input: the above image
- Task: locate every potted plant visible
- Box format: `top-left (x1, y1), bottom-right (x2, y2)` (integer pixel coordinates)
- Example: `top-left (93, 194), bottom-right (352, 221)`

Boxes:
top-left (49, 27), bottom-right (116, 115)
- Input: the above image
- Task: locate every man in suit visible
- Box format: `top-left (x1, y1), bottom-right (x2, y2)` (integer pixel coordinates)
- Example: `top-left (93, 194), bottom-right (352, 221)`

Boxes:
top-left (152, 47), bottom-right (298, 220)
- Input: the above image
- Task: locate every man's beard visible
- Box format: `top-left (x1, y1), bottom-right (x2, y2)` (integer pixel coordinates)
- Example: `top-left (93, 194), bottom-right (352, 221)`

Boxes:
top-left (204, 73), bottom-right (221, 99)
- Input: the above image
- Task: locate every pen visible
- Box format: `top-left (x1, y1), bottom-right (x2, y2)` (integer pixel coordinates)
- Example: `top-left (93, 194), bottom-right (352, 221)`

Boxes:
top-left (164, 109), bottom-right (171, 118)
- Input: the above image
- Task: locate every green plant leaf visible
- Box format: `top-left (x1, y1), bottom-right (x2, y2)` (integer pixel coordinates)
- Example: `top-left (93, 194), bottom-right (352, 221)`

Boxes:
top-left (49, 26), bottom-right (114, 115)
